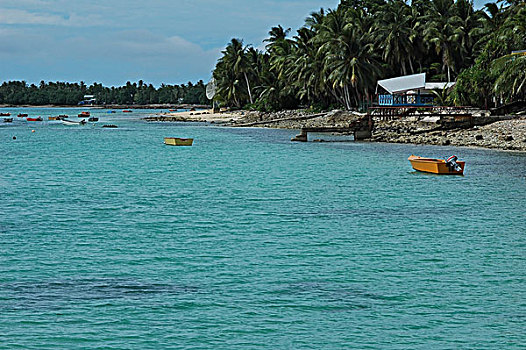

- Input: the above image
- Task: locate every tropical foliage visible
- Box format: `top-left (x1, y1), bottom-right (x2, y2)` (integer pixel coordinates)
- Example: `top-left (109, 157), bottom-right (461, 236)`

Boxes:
top-left (212, 0), bottom-right (526, 110)
top-left (0, 80), bottom-right (208, 105)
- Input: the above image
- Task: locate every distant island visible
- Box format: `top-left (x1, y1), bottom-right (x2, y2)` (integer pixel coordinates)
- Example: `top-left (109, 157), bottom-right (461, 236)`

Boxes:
top-left (0, 80), bottom-right (208, 106)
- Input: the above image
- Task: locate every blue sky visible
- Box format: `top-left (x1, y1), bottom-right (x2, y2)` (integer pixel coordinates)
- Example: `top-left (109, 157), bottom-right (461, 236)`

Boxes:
top-left (1, 0), bottom-right (489, 87)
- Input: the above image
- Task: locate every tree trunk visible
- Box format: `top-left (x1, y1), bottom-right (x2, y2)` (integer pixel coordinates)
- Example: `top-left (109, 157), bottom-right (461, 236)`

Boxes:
top-left (244, 72), bottom-right (253, 105)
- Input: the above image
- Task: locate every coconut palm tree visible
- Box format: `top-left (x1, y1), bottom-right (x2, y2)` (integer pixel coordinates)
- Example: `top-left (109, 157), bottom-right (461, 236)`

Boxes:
top-left (213, 38), bottom-right (256, 107)
top-left (285, 27), bottom-right (324, 103)
top-left (493, 52), bottom-right (526, 101)
top-left (374, 0), bottom-right (416, 76)
top-left (423, 0), bottom-right (462, 82)
top-left (316, 8), bottom-right (381, 109)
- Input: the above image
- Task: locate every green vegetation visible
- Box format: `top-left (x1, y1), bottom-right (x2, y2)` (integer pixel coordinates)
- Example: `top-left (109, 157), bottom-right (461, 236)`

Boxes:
top-left (212, 0), bottom-right (526, 111)
top-left (0, 80), bottom-right (208, 106)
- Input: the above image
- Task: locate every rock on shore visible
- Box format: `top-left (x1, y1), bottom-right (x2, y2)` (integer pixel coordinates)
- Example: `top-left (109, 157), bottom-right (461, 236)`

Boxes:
top-left (372, 118), bottom-right (526, 151)
top-left (231, 109), bottom-right (364, 130)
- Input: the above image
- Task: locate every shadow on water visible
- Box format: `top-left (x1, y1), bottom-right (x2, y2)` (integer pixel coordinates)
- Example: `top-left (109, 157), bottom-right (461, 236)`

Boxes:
top-left (0, 278), bottom-right (200, 310)
top-left (267, 281), bottom-right (410, 312)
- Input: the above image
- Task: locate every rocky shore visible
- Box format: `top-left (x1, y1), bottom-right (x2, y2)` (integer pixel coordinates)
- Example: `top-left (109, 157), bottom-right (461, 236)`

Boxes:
top-left (228, 110), bottom-right (526, 151)
top-left (370, 118), bottom-right (526, 151)
top-left (147, 108), bottom-right (526, 152)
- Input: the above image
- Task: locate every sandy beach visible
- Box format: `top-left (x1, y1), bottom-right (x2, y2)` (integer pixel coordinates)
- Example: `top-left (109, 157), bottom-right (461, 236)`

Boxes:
top-left (144, 109), bottom-right (244, 123)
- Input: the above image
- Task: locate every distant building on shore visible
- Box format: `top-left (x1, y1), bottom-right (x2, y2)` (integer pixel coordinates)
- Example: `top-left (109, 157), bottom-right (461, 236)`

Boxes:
top-left (78, 95), bottom-right (97, 105)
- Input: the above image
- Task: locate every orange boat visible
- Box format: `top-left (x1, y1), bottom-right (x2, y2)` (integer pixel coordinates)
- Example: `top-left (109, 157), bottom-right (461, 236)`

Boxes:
top-left (408, 155), bottom-right (465, 175)
top-left (78, 111), bottom-right (90, 118)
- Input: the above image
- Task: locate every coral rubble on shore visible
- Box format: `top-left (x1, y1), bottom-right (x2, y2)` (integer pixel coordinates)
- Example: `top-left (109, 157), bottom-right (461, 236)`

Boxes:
top-left (371, 118), bottom-right (526, 151)
top-left (147, 109), bottom-right (526, 152)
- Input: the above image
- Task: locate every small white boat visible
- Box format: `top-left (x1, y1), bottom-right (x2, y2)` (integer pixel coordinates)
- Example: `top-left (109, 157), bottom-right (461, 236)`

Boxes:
top-left (62, 119), bottom-right (86, 126)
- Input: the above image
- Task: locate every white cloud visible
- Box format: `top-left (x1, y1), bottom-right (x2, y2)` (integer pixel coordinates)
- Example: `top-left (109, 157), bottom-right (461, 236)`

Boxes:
top-left (0, 8), bottom-right (108, 26)
top-left (0, 0), bottom-right (340, 84)
top-left (0, 27), bottom-right (221, 85)
top-left (0, 8), bottom-right (62, 25)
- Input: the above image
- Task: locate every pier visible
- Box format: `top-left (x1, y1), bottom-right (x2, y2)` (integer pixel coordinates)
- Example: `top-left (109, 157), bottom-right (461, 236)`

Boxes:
top-left (291, 115), bottom-right (373, 142)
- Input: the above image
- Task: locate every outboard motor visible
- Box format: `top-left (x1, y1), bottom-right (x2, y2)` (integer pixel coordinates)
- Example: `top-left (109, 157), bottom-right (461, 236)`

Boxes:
top-left (446, 155), bottom-right (462, 172)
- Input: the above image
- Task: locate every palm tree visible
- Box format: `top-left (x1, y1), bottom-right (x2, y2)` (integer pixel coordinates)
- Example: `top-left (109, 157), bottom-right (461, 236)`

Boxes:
top-left (423, 0), bottom-right (462, 82)
top-left (264, 25), bottom-right (292, 53)
top-left (286, 27), bottom-right (324, 103)
top-left (454, 0), bottom-right (480, 70)
top-left (493, 52), bottom-right (526, 101)
top-left (316, 8), bottom-right (381, 109)
top-left (214, 38), bottom-right (255, 107)
top-left (374, 0), bottom-right (416, 75)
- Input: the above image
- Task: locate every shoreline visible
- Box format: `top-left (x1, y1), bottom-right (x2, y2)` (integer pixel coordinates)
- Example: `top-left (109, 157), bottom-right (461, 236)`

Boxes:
top-left (144, 109), bottom-right (243, 123)
top-left (0, 104), bottom-right (210, 109)
top-left (146, 109), bottom-right (526, 152)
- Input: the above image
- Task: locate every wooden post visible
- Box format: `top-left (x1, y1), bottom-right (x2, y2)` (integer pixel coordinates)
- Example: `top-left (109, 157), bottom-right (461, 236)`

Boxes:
top-left (291, 129), bottom-right (308, 142)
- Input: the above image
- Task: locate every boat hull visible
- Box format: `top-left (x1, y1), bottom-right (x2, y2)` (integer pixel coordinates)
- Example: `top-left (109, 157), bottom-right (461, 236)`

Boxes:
top-left (48, 116), bottom-right (64, 121)
top-left (62, 119), bottom-right (86, 126)
top-left (408, 155), bottom-right (465, 175)
top-left (164, 137), bottom-right (193, 146)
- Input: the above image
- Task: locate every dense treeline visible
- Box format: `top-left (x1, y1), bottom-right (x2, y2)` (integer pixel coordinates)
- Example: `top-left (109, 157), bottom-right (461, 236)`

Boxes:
top-left (212, 0), bottom-right (526, 111)
top-left (0, 80), bottom-right (208, 106)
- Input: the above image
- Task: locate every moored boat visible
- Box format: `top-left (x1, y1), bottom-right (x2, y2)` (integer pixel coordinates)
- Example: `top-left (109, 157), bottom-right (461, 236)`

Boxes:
top-left (88, 116), bottom-right (99, 122)
top-left (3, 118), bottom-right (13, 123)
top-left (408, 155), bottom-right (465, 175)
top-left (17, 113), bottom-right (28, 118)
top-left (27, 117), bottom-right (43, 121)
top-left (78, 111), bottom-right (90, 118)
top-left (62, 119), bottom-right (87, 126)
top-left (164, 137), bottom-right (194, 146)
top-left (0, 112), bottom-right (11, 116)
top-left (122, 110), bottom-right (132, 113)
top-left (47, 115), bottom-right (68, 120)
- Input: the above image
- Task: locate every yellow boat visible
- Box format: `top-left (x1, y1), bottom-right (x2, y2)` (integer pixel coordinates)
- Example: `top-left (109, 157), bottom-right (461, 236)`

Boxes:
top-left (49, 115), bottom-right (68, 121)
top-left (164, 137), bottom-right (194, 146)
top-left (408, 155), bottom-right (465, 175)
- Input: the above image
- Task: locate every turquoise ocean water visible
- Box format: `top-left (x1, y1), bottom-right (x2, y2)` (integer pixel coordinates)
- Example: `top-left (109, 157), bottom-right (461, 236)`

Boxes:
top-left (1, 108), bottom-right (525, 349)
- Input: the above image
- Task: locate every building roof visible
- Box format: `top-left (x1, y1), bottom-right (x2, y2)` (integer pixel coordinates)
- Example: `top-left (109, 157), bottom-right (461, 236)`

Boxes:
top-left (377, 73), bottom-right (426, 94)
top-left (377, 73), bottom-right (456, 94)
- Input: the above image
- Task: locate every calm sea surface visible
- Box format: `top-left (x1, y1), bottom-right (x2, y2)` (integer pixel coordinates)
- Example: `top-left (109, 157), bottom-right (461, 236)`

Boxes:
top-left (1, 108), bottom-right (525, 349)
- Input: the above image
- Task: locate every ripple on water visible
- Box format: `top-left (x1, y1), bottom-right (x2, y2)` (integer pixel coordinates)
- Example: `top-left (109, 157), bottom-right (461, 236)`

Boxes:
top-left (0, 111), bottom-right (525, 349)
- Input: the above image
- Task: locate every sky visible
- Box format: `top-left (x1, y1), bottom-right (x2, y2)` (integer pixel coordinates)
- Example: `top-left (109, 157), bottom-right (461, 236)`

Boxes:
top-left (1, 0), bottom-right (489, 87)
